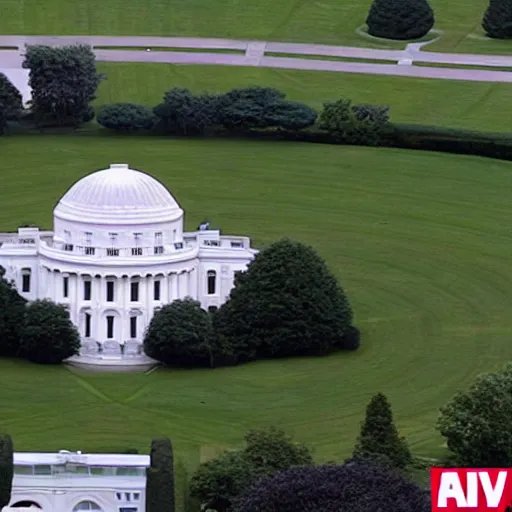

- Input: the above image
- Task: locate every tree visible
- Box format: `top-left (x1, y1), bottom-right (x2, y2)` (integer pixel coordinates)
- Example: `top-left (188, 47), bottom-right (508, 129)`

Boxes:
top-left (146, 438), bottom-right (175, 512)
top-left (217, 87), bottom-right (315, 132)
top-left (213, 239), bottom-right (354, 359)
top-left (0, 266), bottom-right (27, 357)
top-left (0, 73), bottom-right (23, 134)
top-left (353, 393), bottom-right (412, 469)
top-left (22, 44), bottom-right (102, 127)
top-left (232, 460), bottom-right (430, 512)
top-left (0, 434), bottom-right (13, 509)
top-left (143, 298), bottom-right (218, 366)
top-left (319, 99), bottom-right (391, 146)
top-left (153, 88), bottom-right (220, 135)
top-left (437, 362), bottom-right (512, 467)
top-left (190, 427), bottom-right (313, 512)
top-left (20, 299), bottom-right (80, 364)
top-left (482, 0), bottom-right (512, 39)
top-left (366, 0), bottom-right (435, 40)
top-left (97, 103), bottom-right (156, 132)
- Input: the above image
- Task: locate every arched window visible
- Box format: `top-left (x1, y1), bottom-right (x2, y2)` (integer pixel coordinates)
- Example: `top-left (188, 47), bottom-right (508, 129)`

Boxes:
top-left (73, 501), bottom-right (102, 511)
top-left (11, 501), bottom-right (42, 508)
top-left (207, 270), bottom-right (216, 295)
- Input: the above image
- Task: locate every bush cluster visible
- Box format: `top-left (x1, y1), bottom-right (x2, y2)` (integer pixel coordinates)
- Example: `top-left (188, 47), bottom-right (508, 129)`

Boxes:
top-left (144, 239), bottom-right (359, 368)
top-left (0, 267), bottom-right (79, 364)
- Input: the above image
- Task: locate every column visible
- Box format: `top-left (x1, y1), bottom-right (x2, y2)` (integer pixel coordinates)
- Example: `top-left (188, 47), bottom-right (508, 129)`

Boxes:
top-left (93, 275), bottom-right (101, 342)
top-left (180, 271), bottom-right (188, 298)
top-left (161, 274), bottom-right (168, 303)
top-left (189, 268), bottom-right (198, 300)
top-left (40, 266), bottom-right (49, 299)
top-left (171, 272), bottom-right (178, 301)
top-left (74, 273), bottom-right (80, 328)
top-left (122, 276), bottom-right (129, 343)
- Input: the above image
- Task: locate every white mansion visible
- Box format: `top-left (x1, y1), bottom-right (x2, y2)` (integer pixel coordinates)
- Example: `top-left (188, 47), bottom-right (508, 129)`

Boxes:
top-left (0, 164), bottom-right (257, 367)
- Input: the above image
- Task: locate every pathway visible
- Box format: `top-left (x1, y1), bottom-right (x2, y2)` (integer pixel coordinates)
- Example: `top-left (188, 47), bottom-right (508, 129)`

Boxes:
top-left (2, 34), bottom-right (512, 105)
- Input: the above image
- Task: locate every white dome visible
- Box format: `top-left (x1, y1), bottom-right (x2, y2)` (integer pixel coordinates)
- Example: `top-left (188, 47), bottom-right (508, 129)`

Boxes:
top-left (54, 164), bottom-right (183, 225)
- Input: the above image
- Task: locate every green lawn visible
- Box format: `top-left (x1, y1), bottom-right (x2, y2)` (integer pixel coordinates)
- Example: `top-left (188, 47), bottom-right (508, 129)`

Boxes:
top-left (2, 135), bottom-right (512, 509)
top-left (95, 62), bottom-right (512, 132)
top-left (1, 0), bottom-right (511, 54)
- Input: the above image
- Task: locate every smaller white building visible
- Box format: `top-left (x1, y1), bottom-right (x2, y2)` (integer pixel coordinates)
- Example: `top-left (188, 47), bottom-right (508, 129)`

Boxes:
top-left (5, 450), bottom-right (149, 512)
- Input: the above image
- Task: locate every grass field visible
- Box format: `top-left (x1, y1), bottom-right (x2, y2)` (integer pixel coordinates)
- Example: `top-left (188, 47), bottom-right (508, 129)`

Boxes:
top-left (95, 62), bottom-right (512, 132)
top-left (2, 135), bottom-right (512, 509)
top-left (1, 0), bottom-right (511, 55)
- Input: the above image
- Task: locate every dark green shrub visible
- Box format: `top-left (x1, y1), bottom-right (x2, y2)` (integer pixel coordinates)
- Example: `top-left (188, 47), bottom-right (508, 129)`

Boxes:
top-left (483, 0), bottom-right (512, 38)
top-left (97, 103), bottom-right (155, 132)
top-left (0, 435), bottom-right (13, 508)
top-left (340, 325), bottom-right (361, 351)
top-left (353, 393), bottom-right (412, 469)
top-left (366, 0), bottom-right (435, 40)
top-left (146, 438), bottom-right (175, 512)
top-left (20, 299), bottom-right (80, 363)
top-left (0, 74), bottom-right (23, 134)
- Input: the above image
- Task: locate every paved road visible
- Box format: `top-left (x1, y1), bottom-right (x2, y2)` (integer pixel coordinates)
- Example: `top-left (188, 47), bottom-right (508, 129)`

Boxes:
top-left (1, 35), bottom-right (512, 98)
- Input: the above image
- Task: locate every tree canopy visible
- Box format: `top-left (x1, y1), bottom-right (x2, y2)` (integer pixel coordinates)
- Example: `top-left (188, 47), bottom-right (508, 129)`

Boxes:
top-left (437, 362), bottom-right (512, 467)
top-left (0, 267), bottom-right (27, 357)
top-left (366, 0), bottom-right (435, 40)
top-left (213, 238), bottom-right (355, 359)
top-left (22, 44), bottom-right (102, 127)
top-left (0, 74), bottom-right (23, 134)
top-left (0, 434), bottom-right (13, 509)
top-left (353, 392), bottom-right (412, 468)
top-left (232, 460), bottom-right (430, 512)
top-left (482, 0), bottom-right (512, 38)
top-left (143, 298), bottom-right (216, 366)
top-left (146, 438), bottom-right (175, 512)
top-left (20, 299), bottom-right (80, 364)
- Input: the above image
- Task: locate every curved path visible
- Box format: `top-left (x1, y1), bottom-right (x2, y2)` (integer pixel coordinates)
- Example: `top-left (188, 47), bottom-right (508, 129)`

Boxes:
top-left (1, 34), bottom-right (512, 104)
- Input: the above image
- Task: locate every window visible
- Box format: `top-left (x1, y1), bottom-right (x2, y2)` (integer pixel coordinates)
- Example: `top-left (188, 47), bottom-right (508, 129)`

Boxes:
top-left (154, 246), bottom-right (164, 255)
top-left (154, 280), bottom-right (161, 301)
top-left (119, 508), bottom-right (137, 512)
top-left (14, 465), bottom-right (33, 475)
top-left (131, 248), bottom-right (142, 256)
top-left (174, 242), bottom-right (183, 250)
top-left (64, 230), bottom-right (71, 240)
top-left (130, 316), bottom-right (137, 339)
top-left (208, 306), bottom-right (218, 313)
top-left (63, 276), bottom-right (69, 298)
top-left (116, 493), bottom-right (122, 501)
top-left (231, 241), bottom-right (243, 248)
top-left (125, 493), bottom-right (131, 501)
top-left (64, 243), bottom-right (74, 251)
top-left (85, 232), bottom-right (92, 245)
top-left (85, 313), bottom-right (91, 338)
top-left (134, 232), bottom-right (142, 242)
top-left (107, 316), bottom-right (114, 339)
top-left (107, 248), bottom-right (119, 256)
top-left (73, 501), bottom-right (101, 511)
top-left (173, 229), bottom-right (177, 241)
top-left (130, 282), bottom-right (139, 302)
top-left (133, 493), bottom-right (140, 501)
top-left (109, 232), bottom-right (118, 244)
top-left (85, 247), bottom-right (95, 255)
top-left (22, 269), bottom-right (31, 292)
top-left (84, 280), bottom-right (92, 301)
top-left (154, 232), bottom-right (163, 244)
top-left (106, 281), bottom-right (115, 302)
top-left (207, 270), bottom-right (216, 295)
top-left (34, 464), bottom-right (51, 475)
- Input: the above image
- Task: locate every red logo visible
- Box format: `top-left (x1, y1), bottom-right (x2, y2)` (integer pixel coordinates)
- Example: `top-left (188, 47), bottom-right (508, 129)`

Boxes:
top-left (431, 468), bottom-right (512, 511)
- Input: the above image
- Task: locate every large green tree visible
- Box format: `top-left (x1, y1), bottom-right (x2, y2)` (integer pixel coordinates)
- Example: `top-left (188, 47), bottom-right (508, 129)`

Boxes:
top-left (437, 362), bottom-right (512, 467)
top-left (146, 438), bottom-right (175, 512)
top-left (22, 44), bottom-right (102, 127)
top-left (143, 298), bottom-right (220, 366)
top-left (366, 0), bottom-right (435, 40)
top-left (0, 266), bottom-right (27, 357)
top-left (353, 393), bottom-right (412, 469)
top-left (20, 299), bottom-right (80, 364)
top-left (482, 0), bottom-right (512, 38)
top-left (213, 239), bottom-right (354, 359)
top-left (190, 426), bottom-right (313, 512)
top-left (0, 74), bottom-right (23, 134)
top-left (0, 434), bottom-right (13, 509)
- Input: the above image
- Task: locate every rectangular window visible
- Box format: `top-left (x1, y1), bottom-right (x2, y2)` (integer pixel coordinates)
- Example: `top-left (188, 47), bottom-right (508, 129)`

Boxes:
top-left (154, 246), bottom-right (164, 255)
top-left (107, 316), bottom-right (114, 339)
top-left (85, 313), bottom-right (91, 338)
top-left (106, 281), bottom-right (114, 302)
top-left (107, 248), bottom-right (119, 256)
top-left (119, 508), bottom-right (138, 512)
top-left (130, 316), bottom-right (137, 339)
top-left (130, 282), bottom-right (139, 302)
top-left (155, 232), bottom-right (163, 244)
top-left (22, 270), bottom-right (31, 293)
top-left (125, 493), bottom-right (131, 501)
top-left (154, 280), bottom-right (161, 301)
top-left (34, 465), bottom-right (52, 475)
top-left (63, 276), bottom-right (69, 298)
top-left (230, 241), bottom-right (243, 248)
top-left (133, 493), bottom-right (140, 501)
top-left (207, 270), bottom-right (216, 295)
top-left (85, 232), bottom-right (92, 245)
top-left (85, 247), bottom-right (95, 255)
top-left (131, 248), bottom-right (143, 256)
top-left (64, 243), bottom-right (74, 251)
top-left (84, 280), bottom-right (92, 301)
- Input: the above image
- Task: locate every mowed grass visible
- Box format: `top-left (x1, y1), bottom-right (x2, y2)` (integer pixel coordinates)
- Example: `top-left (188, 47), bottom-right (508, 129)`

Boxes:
top-left (1, 0), bottom-right (511, 54)
top-left (2, 135), bottom-right (512, 490)
top-left (95, 62), bottom-right (512, 132)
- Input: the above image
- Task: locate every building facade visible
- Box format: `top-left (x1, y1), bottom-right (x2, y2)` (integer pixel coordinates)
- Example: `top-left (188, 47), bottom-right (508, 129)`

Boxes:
top-left (0, 164), bottom-right (257, 367)
top-left (5, 450), bottom-right (149, 511)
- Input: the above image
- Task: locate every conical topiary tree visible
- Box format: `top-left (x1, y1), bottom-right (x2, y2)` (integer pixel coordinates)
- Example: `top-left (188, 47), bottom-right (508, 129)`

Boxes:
top-left (353, 393), bottom-right (412, 469)
top-left (366, 0), bottom-right (435, 40)
top-left (213, 238), bottom-right (355, 359)
top-left (482, 0), bottom-right (512, 38)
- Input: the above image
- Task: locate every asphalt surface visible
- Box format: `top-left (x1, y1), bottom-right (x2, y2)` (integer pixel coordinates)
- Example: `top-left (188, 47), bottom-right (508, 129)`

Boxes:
top-left (1, 34), bottom-right (512, 106)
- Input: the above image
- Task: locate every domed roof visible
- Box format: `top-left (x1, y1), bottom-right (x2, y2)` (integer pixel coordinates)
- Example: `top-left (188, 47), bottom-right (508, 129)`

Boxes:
top-left (54, 164), bottom-right (183, 225)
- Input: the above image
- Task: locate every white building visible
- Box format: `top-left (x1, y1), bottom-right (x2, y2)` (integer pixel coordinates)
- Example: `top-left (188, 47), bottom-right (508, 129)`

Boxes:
top-left (4, 450), bottom-right (148, 511)
top-left (0, 164), bottom-right (257, 368)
